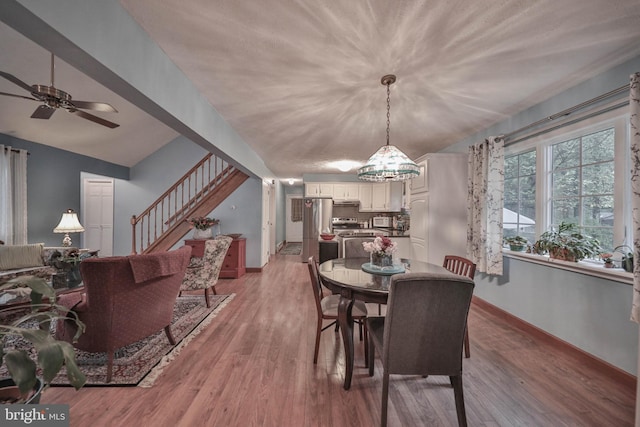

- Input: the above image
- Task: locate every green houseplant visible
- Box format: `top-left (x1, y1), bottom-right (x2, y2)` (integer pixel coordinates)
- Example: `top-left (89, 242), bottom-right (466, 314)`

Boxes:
top-left (504, 235), bottom-right (528, 251)
top-left (0, 276), bottom-right (86, 403)
top-left (534, 222), bottom-right (602, 262)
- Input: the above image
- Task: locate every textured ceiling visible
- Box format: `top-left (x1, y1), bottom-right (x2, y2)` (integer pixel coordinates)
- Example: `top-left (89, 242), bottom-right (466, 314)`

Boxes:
top-left (2, 1), bottom-right (640, 177)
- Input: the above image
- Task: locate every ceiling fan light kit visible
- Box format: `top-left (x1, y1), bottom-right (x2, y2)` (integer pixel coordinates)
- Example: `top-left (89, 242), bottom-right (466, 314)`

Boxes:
top-left (0, 53), bottom-right (120, 128)
top-left (358, 74), bottom-right (420, 182)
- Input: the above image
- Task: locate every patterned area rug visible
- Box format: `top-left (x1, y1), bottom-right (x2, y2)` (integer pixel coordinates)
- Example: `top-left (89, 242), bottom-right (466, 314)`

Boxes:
top-left (1, 294), bottom-right (233, 387)
top-left (280, 242), bottom-right (302, 255)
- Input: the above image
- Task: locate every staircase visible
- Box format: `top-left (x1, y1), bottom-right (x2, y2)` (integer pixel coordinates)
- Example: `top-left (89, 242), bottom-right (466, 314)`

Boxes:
top-left (131, 153), bottom-right (249, 254)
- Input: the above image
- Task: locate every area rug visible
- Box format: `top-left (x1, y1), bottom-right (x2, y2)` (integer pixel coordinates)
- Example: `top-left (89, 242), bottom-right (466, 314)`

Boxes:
top-left (280, 242), bottom-right (302, 255)
top-left (1, 294), bottom-right (234, 388)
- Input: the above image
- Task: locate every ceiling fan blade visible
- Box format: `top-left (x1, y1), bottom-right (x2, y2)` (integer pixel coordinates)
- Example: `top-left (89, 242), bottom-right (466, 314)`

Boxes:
top-left (31, 105), bottom-right (55, 119)
top-left (0, 70), bottom-right (35, 93)
top-left (67, 108), bottom-right (120, 128)
top-left (70, 100), bottom-right (118, 113)
top-left (0, 91), bottom-right (38, 101)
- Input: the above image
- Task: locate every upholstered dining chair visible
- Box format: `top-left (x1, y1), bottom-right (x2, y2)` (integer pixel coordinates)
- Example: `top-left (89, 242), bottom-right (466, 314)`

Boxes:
top-left (343, 237), bottom-right (375, 259)
top-left (344, 237), bottom-right (384, 315)
top-left (307, 256), bottom-right (368, 364)
top-left (366, 272), bottom-right (475, 427)
top-left (443, 255), bottom-right (476, 358)
top-left (180, 236), bottom-right (232, 307)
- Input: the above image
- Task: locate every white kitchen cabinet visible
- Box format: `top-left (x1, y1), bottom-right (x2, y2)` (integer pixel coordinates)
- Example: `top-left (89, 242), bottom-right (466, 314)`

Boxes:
top-left (371, 183), bottom-right (388, 211)
top-left (305, 182), bottom-right (334, 197)
top-left (409, 154), bottom-right (468, 264)
top-left (319, 183), bottom-right (333, 198)
top-left (410, 161), bottom-right (428, 194)
top-left (305, 183), bottom-right (319, 197)
top-left (358, 183), bottom-right (373, 211)
top-left (333, 183), bottom-right (359, 201)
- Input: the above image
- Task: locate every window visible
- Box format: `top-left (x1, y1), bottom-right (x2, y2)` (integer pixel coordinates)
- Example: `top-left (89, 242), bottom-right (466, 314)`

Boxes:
top-left (503, 111), bottom-right (630, 260)
top-left (504, 150), bottom-right (536, 243)
top-left (550, 128), bottom-right (615, 250)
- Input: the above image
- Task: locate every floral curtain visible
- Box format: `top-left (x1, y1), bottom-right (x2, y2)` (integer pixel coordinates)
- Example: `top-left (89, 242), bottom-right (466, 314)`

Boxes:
top-left (467, 136), bottom-right (504, 275)
top-left (0, 145), bottom-right (28, 245)
top-left (630, 72), bottom-right (640, 323)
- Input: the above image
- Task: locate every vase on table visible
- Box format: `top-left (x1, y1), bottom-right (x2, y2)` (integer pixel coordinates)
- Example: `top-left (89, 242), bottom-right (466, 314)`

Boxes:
top-left (193, 228), bottom-right (213, 240)
top-left (371, 253), bottom-right (393, 269)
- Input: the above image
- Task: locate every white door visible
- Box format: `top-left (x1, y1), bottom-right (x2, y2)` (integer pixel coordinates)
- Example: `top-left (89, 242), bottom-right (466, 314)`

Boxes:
top-left (261, 181), bottom-right (271, 266)
top-left (409, 194), bottom-right (428, 262)
top-left (286, 194), bottom-right (303, 242)
top-left (82, 178), bottom-right (114, 256)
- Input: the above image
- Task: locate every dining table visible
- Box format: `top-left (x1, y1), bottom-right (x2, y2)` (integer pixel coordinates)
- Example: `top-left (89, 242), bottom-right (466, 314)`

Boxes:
top-left (318, 257), bottom-right (454, 390)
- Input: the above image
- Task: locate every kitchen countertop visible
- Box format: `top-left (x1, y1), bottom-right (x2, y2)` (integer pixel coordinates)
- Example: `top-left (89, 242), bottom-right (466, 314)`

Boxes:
top-left (336, 228), bottom-right (410, 238)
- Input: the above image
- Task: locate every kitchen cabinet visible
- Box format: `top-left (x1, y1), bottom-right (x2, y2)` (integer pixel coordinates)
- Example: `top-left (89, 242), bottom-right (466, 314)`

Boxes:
top-left (305, 183), bottom-right (333, 198)
top-left (358, 183), bottom-right (373, 210)
top-left (333, 183), bottom-right (359, 201)
top-left (409, 154), bottom-right (467, 264)
top-left (368, 182), bottom-right (402, 212)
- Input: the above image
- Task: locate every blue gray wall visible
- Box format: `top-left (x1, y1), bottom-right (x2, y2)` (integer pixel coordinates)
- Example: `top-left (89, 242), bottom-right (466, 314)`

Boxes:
top-left (1, 134), bottom-right (127, 246)
top-left (442, 55), bottom-right (640, 374)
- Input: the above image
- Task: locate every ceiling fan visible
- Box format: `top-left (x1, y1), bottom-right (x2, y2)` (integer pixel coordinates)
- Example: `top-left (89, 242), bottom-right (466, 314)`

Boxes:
top-left (0, 53), bottom-right (119, 128)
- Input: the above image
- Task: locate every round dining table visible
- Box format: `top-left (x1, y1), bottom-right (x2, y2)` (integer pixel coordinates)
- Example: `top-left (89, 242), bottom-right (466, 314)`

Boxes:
top-left (318, 257), bottom-right (454, 390)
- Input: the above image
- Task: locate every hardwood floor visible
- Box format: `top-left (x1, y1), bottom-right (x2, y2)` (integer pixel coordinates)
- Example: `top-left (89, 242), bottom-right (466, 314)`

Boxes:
top-left (44, 254), bottom-right (635, 426)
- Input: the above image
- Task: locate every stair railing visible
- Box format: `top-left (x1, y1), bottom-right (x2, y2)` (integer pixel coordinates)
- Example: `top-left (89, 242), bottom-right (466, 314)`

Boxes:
top-left (131, 153), bottom-right (234, 254)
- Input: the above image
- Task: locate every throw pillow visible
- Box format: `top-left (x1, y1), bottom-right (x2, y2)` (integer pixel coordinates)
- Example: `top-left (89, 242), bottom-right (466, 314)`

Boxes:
top-left (0, 243), bottom-right (45, 270)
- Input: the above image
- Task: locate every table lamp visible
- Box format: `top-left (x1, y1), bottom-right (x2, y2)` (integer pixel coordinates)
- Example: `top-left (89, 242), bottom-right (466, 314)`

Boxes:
top-left (53, 209), bottom-right (85, 247)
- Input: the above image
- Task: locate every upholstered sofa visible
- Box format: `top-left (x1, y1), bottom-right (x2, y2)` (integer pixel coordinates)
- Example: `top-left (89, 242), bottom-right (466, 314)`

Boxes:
top-left (0, 243), bottom-right (58, 286)
top-left (55, 245), bottom-right (192, 382)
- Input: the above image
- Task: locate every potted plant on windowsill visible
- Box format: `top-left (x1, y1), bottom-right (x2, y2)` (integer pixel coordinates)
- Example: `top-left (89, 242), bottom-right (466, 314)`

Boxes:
top-left (504, 236), bottom-right (528, 252)
top-left (533, 222), bottom-right (602, 262)
top-left (0, 276), bottom-right (86, 403)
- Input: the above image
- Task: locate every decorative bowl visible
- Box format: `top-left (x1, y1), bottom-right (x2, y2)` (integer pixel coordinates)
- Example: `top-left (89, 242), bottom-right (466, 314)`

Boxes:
top-left (320, 234), bottom-right (335, 241)
top-left (226, 233), bottom-right (242, 239)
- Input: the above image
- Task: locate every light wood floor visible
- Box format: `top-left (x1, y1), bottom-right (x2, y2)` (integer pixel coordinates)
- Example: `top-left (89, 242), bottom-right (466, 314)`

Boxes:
top-left (44, 253), bottom-right (635, 426)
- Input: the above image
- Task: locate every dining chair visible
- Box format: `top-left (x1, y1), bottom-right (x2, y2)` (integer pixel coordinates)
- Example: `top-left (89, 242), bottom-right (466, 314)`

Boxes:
top-left (366, 272), bottom-right (475, 427)
top-left (307, 256), bottom-right (368, 364)
top-left (443, 255), bottom-right (476, 358)
top-left (343, 237), bottom-right (385, 315)
top-left (343, 237), bottom-right (374, 259)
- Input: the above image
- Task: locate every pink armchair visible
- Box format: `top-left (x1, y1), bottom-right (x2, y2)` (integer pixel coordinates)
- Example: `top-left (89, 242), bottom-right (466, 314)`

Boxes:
top-left (55, 246), bottom-right (192, 382)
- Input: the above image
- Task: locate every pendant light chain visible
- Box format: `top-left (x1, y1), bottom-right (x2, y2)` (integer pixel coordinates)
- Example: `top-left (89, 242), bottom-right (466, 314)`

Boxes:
top-left (386, 81), bottom-right (391, 146)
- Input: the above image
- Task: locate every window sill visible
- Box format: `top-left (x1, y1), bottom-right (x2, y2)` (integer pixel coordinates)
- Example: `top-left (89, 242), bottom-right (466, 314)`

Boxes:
top-left (502, 250), bottom-right (633, 285)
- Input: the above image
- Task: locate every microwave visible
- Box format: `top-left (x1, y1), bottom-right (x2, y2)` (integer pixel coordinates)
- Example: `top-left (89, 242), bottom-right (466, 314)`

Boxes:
top-left (372, 216), bottom-right (391, 227)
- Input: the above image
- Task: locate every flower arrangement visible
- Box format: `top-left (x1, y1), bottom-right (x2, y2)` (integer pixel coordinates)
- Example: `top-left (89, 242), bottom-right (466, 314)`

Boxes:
top-left (187, 217), bottom-right (219, 230)
top-left (362, 235), bottom-right (397, 257)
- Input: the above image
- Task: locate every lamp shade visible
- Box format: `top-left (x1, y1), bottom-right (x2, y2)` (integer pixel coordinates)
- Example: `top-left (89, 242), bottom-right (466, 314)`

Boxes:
top-left (53, 209), bottom-right (85, 233)
top-left (357, 144), bottom-right (420, 182)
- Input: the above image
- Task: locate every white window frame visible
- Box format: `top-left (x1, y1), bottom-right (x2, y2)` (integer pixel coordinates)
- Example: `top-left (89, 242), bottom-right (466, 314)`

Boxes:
top-left (503, 103), bottom-right (631, 282)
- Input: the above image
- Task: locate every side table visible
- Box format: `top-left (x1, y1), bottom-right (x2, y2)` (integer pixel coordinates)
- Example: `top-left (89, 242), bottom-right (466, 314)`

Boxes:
top-left (220, 238), bottom-right (246, 279)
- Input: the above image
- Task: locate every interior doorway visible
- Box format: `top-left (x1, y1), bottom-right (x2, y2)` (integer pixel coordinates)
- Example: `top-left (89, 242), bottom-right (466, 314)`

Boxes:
top-left (82, 178), bottom-right (114, 256)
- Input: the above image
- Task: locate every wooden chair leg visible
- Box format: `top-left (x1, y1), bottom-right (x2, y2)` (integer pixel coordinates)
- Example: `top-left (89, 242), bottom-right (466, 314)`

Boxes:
top-left (106, 352), bottom-right (114, 383)
top-left (165, 325), bottom-right (176, 345)
top-left (450, 375), bottom-right (468, 427)
top-left (204, 288), bottom-right (211, 308)
top-left (368, 330), bottom-right (375, 377)
top-left (464, 327), bottom-right (470, 358)
top-left (313, 318), bottom-right (322, 364)
top-left (381, 372), bottom-right (390, 427)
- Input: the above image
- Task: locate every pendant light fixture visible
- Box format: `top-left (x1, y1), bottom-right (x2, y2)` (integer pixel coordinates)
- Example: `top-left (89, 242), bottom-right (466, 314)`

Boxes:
top-left (357, 74), bottom-right (420, 181)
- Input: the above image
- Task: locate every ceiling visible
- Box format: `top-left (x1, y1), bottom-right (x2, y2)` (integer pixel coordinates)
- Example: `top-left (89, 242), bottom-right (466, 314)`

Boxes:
top-left (1, 1), bottom-right (640, 179)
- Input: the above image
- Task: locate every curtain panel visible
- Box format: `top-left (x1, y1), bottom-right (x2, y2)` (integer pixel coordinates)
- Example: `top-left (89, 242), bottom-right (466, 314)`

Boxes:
top-left (630, 72), bottom-right (640, 323)
top-left (467, 136), bottom-right (504, 275)
top-left (0, 145), bottom-right (28, 245)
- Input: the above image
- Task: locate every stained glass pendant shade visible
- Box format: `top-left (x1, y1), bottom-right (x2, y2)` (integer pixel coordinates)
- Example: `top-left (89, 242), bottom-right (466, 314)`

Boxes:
top-left (358, 74), bottom-right (420, 182)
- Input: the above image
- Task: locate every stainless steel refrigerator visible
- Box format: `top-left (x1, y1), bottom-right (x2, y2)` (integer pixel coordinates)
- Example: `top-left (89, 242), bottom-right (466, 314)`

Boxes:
top-left (301, 198), bottom-right (332, 262)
